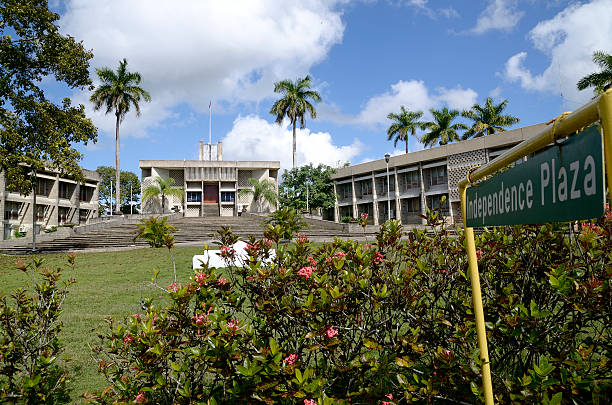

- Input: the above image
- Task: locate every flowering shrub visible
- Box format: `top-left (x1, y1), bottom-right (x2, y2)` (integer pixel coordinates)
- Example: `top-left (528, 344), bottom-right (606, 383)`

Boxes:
top-left (89, 211), bottom-right (611, 403)
top-left (0, 255), bottom-right (76, 403)
top-left (134, 216), bottom-right (177, 248)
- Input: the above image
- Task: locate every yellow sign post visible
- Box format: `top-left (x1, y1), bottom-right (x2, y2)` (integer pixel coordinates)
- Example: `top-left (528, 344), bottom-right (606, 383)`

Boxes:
top-left (458, 89), bottom-right (612, 405)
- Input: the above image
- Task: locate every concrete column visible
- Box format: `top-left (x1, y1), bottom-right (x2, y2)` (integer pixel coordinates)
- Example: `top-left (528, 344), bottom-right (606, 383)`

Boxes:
top-left (49, 174), bottom-right (60, 227)
top-left (217, 141), bottom-right (223, 160)
top-left (333, 182), bottom-right (339, 222)
top-left (91, 182), bottom-right (99, 220)
top-left (371, 172), bottom-right (379, 226)
top-left (394, 169), bottom-right (401, 223)
top-left (419, 163), bottom-right (427, 225)
top-left (351, 177), bottom-right (357, 219)
top-left (0, 173), bottom-right (5, 239)
top-left (71, 183), bottom-right (80, 224)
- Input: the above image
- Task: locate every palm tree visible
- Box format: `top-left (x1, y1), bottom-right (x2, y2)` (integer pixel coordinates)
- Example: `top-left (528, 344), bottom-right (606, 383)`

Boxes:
top-left (269, 76), bottom-right (322, 169)
top-left (420, 107), bottom-right (468, 148)
top-left (577, 50), bottom-right (612, 95)
top-left (90, 59), bottom-right (151, 214)
top-left (142, 177), bottom-right (184, 214)
top-left (238, 178), bottom-right (278, 212)
top-left (461, 97), bottom-right (519, 140)
top-left (386, 106), bottom-right (424, 153)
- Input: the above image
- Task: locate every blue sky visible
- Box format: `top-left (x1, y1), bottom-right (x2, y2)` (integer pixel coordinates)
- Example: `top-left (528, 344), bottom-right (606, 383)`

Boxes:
top-left (50, 0), bottom-right (612, 176)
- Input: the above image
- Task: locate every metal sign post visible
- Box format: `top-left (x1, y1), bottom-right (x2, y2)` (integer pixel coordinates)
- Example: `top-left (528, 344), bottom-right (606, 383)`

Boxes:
top-left (458, 89), bottom-right (612, 405)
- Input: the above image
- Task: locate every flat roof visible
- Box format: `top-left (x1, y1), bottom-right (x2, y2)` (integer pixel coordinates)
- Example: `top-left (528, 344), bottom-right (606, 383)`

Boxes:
top-left (332, 123), bottom-right (547, 179)
top-left (139, 160), bottom-right (280, 170)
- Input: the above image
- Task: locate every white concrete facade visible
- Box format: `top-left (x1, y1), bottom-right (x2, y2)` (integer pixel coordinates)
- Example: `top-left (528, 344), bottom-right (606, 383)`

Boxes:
top-left (139, 142), bottom-right (280, 217)
top-left (332, 123), bottom-right (548, 226)
top-left (1, 168), bottom-right (100, 240)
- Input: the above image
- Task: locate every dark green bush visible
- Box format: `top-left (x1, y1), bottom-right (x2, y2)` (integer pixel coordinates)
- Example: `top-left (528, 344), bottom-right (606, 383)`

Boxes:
top-left (135, 216), bottom-right (177, 248)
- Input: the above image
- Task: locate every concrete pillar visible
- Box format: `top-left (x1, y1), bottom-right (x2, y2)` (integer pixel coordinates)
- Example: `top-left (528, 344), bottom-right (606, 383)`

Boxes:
top-left (419, 163), bottom-right (427, 225)
top-left (217, 141), bottom-right (223, 160)
top-left (371, 172), bottom-right (379, 226)
top-left (333, 182), bottom-right (339, 222)
top-left (394, 169), bottom-right (401, 223)
top-left (351, 177), bottom-right (357, 219)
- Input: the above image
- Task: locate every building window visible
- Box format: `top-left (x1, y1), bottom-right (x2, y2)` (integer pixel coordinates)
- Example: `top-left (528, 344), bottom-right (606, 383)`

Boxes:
top-left (339, 183), bottom-right (352, 200)
top-left (80, 186), bottom-right (93, 202)
top-left (187, 191), bottom-right (202, 202)
top-left (379, 177), bottom-right (395, 195)
top-left (58, 207), bottom-right (70, 223)
top-left (402, 197), bottom-right (420, 213)
top-left (59, 182), bottom-right (72, 199)
top-left (426, 166), bottom-right (447, 187)
top-left (36, 205), bottom-right (46, 221)
top-left (426, 194), bottom-right (449, 213)
top-left (4, 202), bottom-right (21, 220)
top-left (401, 171), bottom-right (419, 191)
top-left (221, 192), bottom-right (235, 203)
top-left (36, 179), bottom-right (51, 196)
top-left (359, 181), bottom-right (373, 197)
top-left (79, 209), bottom-right (89, 222)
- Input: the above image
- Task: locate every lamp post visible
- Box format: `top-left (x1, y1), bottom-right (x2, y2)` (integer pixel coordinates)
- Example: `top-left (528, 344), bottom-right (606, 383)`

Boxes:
top-left (385, 153), bottom-right (391, 222)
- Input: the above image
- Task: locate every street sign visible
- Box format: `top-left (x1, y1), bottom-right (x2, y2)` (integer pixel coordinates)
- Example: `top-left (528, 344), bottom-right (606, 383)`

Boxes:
top-left (465, 126), bottom-right (605, 226)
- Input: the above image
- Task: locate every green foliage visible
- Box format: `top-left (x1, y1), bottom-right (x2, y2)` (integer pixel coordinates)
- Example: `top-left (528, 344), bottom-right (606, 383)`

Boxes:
top-left (0, 255), bottom-right (76, 403)
top-left (90, 58), bottom-right (151, 214)
top-left (12, 230), bottom-right (26, 239)
top-left (279, 164), bottom-right (336, 212)
top-left (577, 50), bottom-right (612, 95)
top-left (142, 177), bottom-right (184, 214)
top-left (0, 0), bottom-right (98, 194)
top-left (96, 166), bottom-right (141, 214)
top-left (269, 75), bottom-right (322, 168)
top-left (238, 178), bottom-right (278, 213)
top-left (420, 107), bottom-right (469, 148)
top-left (135, 216), bottom-right (178, 248)
top-left (340, 216), bottom-right (352, 224)
top-left (265, 208), bottom-right (308, 241)
top-left (461, 97), bottom-right (520, 140)
top-left (386, 106), bottom-right (425, 153)
top-left (43, 226), bottom-right (58, 233)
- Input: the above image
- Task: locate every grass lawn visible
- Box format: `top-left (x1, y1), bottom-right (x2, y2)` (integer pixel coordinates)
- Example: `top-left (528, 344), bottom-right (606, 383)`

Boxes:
top-left (0, 246), bottom-right (206, 403)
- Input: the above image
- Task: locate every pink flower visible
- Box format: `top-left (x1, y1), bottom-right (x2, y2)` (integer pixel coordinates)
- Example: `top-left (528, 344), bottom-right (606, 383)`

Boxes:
top-left (262, 239), bottom-right (273, 249)
top-left (304, 400), bottom-right (316, 405)
top-left (297, 266), bottom-right (314, 279)
top-left (227, 320), bottom-right (240, 334)
top-left (134, 392), bottom-right (146, 403)
top-left (194, 271), bottom-right (208, 286)
top-left (373, 251), bottom-right (383, 265)
top-left (296, 233), bottom-right (309, 245)
top-left (475, 249), bottom-right (483, 262)
top-left (326, 327), bottom-right (338, 339)
top-left (193, 313), bottom-right (208, 327)
top-left (218, 277), bottom-right (228, 285)
top-left (123, 334), bottom-right (134, 345)
top-left (325, 257), bottom-right (333, 264)
top-left (220, 245), bottom-right (236, 257)
top-left (385, 394), bottom-right (393, 400)
top-left (168, 281), bottom-right (181, 293)
top-left (307, 256), bottom-right (318, 266)
top-left (283, 353), bottom-right (298, 365)
top-left (334, 251), bottom-right (348, 258)
top-left (361, 212), bottom-right (368, 220)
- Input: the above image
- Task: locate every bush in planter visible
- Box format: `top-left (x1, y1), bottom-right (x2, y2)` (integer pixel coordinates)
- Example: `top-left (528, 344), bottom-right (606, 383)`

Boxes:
top-left (0, 255), bottom-right (76, 403)
top-left (134, 216), bottom-right (177, 248)
top-left (88, 213), bottom-right (611, 404)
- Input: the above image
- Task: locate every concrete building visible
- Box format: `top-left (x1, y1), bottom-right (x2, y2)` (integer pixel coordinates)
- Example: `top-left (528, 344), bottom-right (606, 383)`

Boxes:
top-left (1, 168), bottom-right (100, 240)
top-left (331, 123), bottom-right (547, 225)
top-left (139, 142), bottom-right (280, 217)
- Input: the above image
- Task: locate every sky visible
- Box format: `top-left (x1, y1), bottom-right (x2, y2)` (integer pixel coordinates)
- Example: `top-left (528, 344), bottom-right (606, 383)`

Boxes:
top-left (48, 0), bottom-right (612, 177)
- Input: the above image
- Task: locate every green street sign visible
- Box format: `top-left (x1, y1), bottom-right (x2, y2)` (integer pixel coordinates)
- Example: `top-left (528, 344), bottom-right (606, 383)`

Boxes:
top-left (466, 126), bottom-right (605, 226)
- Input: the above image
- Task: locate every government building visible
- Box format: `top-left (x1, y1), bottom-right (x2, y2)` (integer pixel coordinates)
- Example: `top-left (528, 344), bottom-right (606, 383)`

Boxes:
top-left (331, 123), bottom-right (547, 225)
top-left (139, 142), bottom-right (280, 217)
top-left (1, 168), bottom-right (100, 240)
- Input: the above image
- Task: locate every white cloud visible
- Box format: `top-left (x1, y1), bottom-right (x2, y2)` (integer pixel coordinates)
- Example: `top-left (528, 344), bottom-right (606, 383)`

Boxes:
top-left (345, 80), bottom-right (477, 126)
top-left (221, 115), bottom-right (363, 171)
top-left (504, 0), bottom-right (612, 104)
top-left (60, 0), bottom-right (345, 137)
top-left (471, 0), bottom-right (524, 34)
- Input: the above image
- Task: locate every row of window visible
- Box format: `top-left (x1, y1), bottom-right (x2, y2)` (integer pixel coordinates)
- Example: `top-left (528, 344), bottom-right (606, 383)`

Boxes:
top-left (4, 203), bottom-right (90, 222)
top-left (186, 191), bottom-right (236, 203)
top-left (349, 194), bottom-right (449, 218)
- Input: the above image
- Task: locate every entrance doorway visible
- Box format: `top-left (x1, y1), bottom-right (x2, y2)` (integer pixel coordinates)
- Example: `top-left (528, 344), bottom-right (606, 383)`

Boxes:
top-left (203, 184), bottom-right (219, 203)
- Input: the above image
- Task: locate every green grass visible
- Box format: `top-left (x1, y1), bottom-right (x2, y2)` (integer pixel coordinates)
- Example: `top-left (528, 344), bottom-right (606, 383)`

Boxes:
top-left (0, 246), bottom-right (206, 403)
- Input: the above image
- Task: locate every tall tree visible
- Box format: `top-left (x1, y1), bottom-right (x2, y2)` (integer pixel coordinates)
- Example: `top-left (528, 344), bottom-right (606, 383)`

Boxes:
top-left (577, 50), bottom-right (612, 95)
top-left (238, 178), bottom-right (278, 212)
top-left (420, 107), bottom-right (468, 148)
top-left (279, 164), bottom-right (336, 213)
top-left (0, 0), bottom-right (98, 195)
top-left (142, 177), bottom-right (183, 214)
top-left (461, 97), bottom-right (519, 140)
top-left (386, 106), bottom-right (424, 153)
top-left (90, 59), bottom-right (151, 214)
top-left (269, 76), bottom-right (321, 169)
top-left (96, 166), bottom-right (141, 214)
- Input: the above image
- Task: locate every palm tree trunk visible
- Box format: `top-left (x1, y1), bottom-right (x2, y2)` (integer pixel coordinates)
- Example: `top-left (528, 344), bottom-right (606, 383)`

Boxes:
top-left (115, 113), bottom-right (121, 215)
top-left (405, 136), bottom-right (409, 154)
top-left (292, 118), bottom-right (297, 169)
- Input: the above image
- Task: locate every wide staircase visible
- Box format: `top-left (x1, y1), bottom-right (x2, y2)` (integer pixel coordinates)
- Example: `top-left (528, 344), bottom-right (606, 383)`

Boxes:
top-left (0, 215), bottom-right (355, 255)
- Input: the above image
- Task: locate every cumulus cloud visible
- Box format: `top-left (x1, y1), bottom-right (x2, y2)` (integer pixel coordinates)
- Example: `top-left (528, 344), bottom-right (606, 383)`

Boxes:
top-left (60, 0), bottom-right (345, 137)
top-left (221, 116), bottom-right (363, 171)
top-left (503, 0), bottom-right (612, 104)
top-left (471, 0), bottom-right (523, 34)
top-left (342, 80), bottom-right (477, 126)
